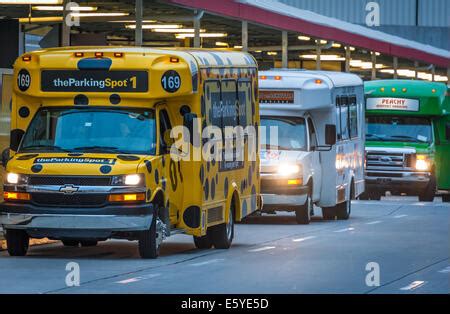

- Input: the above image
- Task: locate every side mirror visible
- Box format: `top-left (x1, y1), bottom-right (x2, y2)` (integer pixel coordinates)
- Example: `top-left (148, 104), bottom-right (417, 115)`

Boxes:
top-left (1, 148), bottom-right (10, 168)
top-left (325, 124), bottom-right (337, 146)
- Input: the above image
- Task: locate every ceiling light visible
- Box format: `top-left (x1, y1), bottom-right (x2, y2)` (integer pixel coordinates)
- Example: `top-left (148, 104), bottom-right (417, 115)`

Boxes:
top-left (175, 33), bottom-right (227, 38)
top-left (332, 43), bottom-right (342, 48)
top-left (267, 51), bottom-right (278, 56)
top-left (32, 5), bottom-right (97, 11)
top-left (234, 45), bottom-right (243, 49)
top-left (215, 42), bottom-right (229, 47)
top-left (0, 0), bottom-right (62, 4)
top-left (300, 54), bottom-right (345, 61)
top-left (152, 28), bottom-right (205, 33)
top-left (72, 12), bottom-right (129, 17)
top-left (298, 35), bottom-right (310, 41)
top-left (126, 24), bottom-right (182, 29)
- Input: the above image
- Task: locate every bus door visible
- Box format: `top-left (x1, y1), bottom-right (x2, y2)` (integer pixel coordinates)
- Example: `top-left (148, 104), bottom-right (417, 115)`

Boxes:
top-left (306, 116), bottom-right (322, 201)
top-left (157, 106), bottom-right (182, 222)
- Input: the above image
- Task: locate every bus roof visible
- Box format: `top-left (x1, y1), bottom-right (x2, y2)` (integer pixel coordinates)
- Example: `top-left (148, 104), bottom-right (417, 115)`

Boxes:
top-left (364, 80), bottom-right (449, 116)
top-left (19, 46), bottom-right (257, 69)
top-left (259, 69), bottom-right (363, 89)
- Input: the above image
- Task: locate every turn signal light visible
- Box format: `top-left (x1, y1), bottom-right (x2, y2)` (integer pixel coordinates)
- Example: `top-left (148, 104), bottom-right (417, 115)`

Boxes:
top-left (3, 192), bottom-right (30, 201)
top-left (108, 193), bottom-right (146, 202)
top-left (287, 179), bottom-right (302, 185)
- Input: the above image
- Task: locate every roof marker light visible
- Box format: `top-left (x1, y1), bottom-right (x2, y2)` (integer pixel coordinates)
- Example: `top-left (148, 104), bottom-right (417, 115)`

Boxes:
top-left (380, 87), bottom-right (385, 92)
top-left (432, 89), bottom-right (436, 93)
top-left (260, 75), bottom-right (267, 80)
top-left (402, 88), bottom-right (407, 92)
top-left (170, 57), bottom-right (179, 63)
top-left (74, 52), bottom-right (84, 57)
top-left (315, 79), bottom-right (322, 84)
top-left (392, 88), bottom-right (396, 92)
top-left (114, 52), bottom-right (123, 58)
top-left (275, 76), bottom-right (282, 80)
top-left (22, 55), bottom-right (31, 62)
top-left (94, 52), bottom-right (103, 58)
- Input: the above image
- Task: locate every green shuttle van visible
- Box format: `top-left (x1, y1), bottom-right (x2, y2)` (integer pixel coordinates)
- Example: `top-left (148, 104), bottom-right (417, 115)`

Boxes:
top-left (363, 80), bottom-right (449, 202)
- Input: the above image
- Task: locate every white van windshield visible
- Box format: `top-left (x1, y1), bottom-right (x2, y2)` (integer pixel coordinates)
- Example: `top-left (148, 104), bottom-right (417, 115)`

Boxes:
top-left (260, 116), bottom-right (307, 151)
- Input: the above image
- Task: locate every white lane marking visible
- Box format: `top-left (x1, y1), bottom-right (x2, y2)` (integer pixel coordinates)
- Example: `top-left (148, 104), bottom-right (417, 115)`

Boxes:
top-left (393, 214), bottom-right (408, 218)
top-left (249, 246), bottom-right (276, 252)
top-left (438, 266), bottom-right (450, 273)
top-left (400, 281), bottom-right (427, 291)
top-left (292, 236), bottom-right (316, 242)
top-left (366, 220), bottom-right (382, 225)
top-left (334, 227), bottom-right (355, 233)
top-left (189, 259), bottom-right (224, 267)
top-left (116, 273), bottom-right (160, 284)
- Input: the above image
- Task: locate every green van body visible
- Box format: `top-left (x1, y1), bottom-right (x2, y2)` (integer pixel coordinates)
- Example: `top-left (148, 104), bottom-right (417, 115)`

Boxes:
top-left (364, 80), bottom-right (449, 201)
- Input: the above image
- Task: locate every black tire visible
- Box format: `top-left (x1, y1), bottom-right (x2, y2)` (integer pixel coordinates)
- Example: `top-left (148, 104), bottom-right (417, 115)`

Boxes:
top-left (138, 206), bottom-right (161, 259)
top-left (80, 240), bottom-right (98, 247)
top-left (62, 240), bottom-right (80, 247)
top-left (295, 193), bottom-right (312, 225)
top-left (210, 202), bottom-right (234, 249)
top-left (418, 176), bottom-right (436, 202)
top-left (322, 207), bottom-right (336, 220)
top-left (193, 233), bottom-right (213, 249)
top-left (5, 229), bottom-right (29, 257)
top-left (336, 200), bottom-right (351, 220)
top-left (443, 195), bottom-right (450, 203)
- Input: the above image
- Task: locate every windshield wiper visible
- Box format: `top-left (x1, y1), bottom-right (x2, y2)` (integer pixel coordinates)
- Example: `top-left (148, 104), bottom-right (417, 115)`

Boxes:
top-left (389, 135), bottom-right (426, 142)
top-left (72, 146), bottom-right (121, 153)
top-left (20, 145), bottom-right (70, 152)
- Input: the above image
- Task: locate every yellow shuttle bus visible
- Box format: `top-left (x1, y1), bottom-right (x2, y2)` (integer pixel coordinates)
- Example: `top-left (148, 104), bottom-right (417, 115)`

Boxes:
top-left (0, 47), bottom-right (260, 258)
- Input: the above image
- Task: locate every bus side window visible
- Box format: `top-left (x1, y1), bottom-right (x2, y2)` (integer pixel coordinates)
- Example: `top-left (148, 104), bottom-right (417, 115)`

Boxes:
top-left (307, 117), bottom-right (318, 150)
top-left (340, 96), bottom-right (350, 141)
top-left (336, 97), bottom-right (342, 141)
top-left (159, 109), bottom-right (172, 153)
top-left (238, 79), bottom-right (252, 127)
top-left (221, 80), bottom-right (238, 129)
top-left (349, 95), bottom-right (358, 138)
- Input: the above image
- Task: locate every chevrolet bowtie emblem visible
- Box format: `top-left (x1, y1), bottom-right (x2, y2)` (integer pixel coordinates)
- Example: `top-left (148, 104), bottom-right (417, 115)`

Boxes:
top-left (59, 184), bottom-right (79, 194)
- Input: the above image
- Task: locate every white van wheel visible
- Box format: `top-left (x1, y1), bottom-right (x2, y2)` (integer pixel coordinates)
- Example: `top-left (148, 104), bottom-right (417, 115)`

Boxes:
top-left (336, 200), bottom-right (351, 220)
top-left (5, 229), bottom-right (29, 257)
top-left (295, 193), bottom-right (312, 225)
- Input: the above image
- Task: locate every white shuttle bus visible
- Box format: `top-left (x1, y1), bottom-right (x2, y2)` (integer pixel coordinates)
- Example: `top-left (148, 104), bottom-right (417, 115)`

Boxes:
top-left (258, 70), bottom-right (365, 224)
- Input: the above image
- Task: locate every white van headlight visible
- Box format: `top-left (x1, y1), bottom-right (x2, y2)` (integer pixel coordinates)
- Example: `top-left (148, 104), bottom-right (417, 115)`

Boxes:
top-left (112, 174), bottom-right (144, 186)
top-left (6, 173), bottom-right (28, 185)
top-left (277, 164), bottom-right (301, 176)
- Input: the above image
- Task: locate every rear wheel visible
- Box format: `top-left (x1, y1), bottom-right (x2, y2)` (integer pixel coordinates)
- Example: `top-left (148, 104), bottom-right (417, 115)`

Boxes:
top-left (62, 240), bottom-right (80, 247)
top-left (5, 229), bottom-right (29, 257)
top-left (295, 193), bottom-right (312, 225)
top-left (322, 207), bottom-right (336, 220)
top-left (418, 176), bottom-right (436, 202)
top-left (336, 200), bottom-right (351, 220)
top-left (210, 202), bottom-right (234, 249)
top-left (193, 233), bottom-right (213, 249)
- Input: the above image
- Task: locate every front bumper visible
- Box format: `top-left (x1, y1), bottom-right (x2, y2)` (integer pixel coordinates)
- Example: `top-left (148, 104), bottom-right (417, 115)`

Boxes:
top-left (261, 173), bottom-right (308, 210)
top-left (365, 171), bottom-right (431, 191)
top-left (0, 202), bottom-right (154, 239)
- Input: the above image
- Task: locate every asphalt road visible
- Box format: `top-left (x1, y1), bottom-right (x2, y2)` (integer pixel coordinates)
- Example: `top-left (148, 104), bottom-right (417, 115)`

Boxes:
top-left (0, 196), bottom-right (448, 294)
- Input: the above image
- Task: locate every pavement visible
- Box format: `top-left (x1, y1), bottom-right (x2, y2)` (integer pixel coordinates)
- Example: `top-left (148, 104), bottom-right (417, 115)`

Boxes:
top-left (0, 196), bottom-right (448, 294)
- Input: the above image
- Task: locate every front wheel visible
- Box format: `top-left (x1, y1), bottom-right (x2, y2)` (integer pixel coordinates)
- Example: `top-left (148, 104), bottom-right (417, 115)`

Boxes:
top-left (210, 202), bottom-right (234, 249)
top-left (295, 193), bottom-right (312, 225)
top-left (418, 176), bottom-right (436, 202)
top-left (5, 229), bottom-right (29, 257)
top-left (138, 206), bottom-right (165, 259)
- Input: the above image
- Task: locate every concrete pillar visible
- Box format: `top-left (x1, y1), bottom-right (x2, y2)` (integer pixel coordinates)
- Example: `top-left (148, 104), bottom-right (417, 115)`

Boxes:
top-left (61, 0), bottom-right (71, 46)
top-left (242, 21), bottom-right (248, 52)
top-left (431, 65), bottom-right (435, 81)
top-left (345, 46), bottom-right (351, 72)
top-left (193, 14), bottom-right (201, 48)
top-left (135, 0), bottom-right (143, 46)
top-left (371, 52), bottom-right (376, 80)
top-left (316, 44), bottom-right (321, 70)
top-left (393, 56), bottom-right (398, 79)
top-left (414, 61), bottom-right (419, 80)
top-left (282, 31), bottom-right (288, 68)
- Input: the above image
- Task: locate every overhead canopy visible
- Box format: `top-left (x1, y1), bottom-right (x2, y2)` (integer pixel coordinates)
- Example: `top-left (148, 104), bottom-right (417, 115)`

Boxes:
top-left (168, 0), bottom-right (450, 68)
